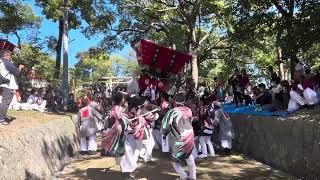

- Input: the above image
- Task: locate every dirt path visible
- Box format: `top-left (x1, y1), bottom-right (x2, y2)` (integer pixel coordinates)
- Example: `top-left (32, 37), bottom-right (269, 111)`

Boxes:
top-left (55, 150), bottom-right (296, 180)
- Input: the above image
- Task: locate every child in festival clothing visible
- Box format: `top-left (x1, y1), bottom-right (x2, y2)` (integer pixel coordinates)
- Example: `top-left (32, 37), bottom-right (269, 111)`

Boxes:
top-left (212, 101), bottom-right (234, 155)
top-left (78, 96), bottom-right (103, 155)
top-left (162, 92), bottom-right (196, 180)
top-left (198, 98), bottom-right (215, 158)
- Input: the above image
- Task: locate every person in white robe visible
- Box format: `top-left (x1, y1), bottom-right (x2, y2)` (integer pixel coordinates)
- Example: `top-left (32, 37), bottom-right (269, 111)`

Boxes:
top-left (303, 88), bottom-right (318, 106)
top-left (212, 101), bottom-right (234, 155)
top-left (287, 84), bottom-right (306, 112)
top-left (26, 89), bottom-right (46, 112)
top-left (8, 92), bottom-right (21, 110)
top-left (301, 77), bottom-right (319, 106)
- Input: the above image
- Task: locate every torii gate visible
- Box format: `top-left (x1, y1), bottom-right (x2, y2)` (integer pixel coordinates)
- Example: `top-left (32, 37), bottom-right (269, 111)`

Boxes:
top-left (98, 77), bottom-right (133, 87)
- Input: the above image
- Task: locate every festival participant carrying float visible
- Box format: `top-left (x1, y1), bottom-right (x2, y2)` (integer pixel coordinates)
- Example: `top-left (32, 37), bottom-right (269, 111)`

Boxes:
top-left (130, 97), bottom-right (159, 162)
top-left (153, 93), bottom-right (171, 149)
top-left (77, 96), bottom-right (103, 155)
top-left (161, 92), bottom-right (196, 180)
top-left (102, 93), bottom-right (160, 179)
top-left (101, 92), bottom-right (135, 178)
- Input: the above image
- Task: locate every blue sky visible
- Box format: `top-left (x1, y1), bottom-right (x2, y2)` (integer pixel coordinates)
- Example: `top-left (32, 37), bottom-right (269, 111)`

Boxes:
top-left (4, 0), bottom-right (130, 67)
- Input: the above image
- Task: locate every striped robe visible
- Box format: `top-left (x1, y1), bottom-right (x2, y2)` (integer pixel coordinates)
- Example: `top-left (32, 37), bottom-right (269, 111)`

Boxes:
top-left (161, 106), bottom-right (195, 163)
top-left (101, 105), bottom-right (129, 157)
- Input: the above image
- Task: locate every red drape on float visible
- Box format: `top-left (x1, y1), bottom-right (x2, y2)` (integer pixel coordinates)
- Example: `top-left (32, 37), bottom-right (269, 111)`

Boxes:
top-left (138, 39), bottom-right (192, 75)
top-left (136, 39), bottom-right (192, 92)
top-left (0, 39), bottom-right (17, 52)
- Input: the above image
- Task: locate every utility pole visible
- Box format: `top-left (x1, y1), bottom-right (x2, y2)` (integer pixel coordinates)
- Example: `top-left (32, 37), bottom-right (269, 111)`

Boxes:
top-left (62, 0), bottom-right (69, 111)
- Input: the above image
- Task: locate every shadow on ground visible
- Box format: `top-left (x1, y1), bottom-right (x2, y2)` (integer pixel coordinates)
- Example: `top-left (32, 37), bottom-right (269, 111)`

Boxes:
top-left (57, 149), bottom-right (295, 180)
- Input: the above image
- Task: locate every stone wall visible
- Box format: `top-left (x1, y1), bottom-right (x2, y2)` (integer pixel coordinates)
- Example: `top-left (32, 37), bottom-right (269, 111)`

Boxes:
top-left (0, 115), bottom-right (79, 180)
top-left (231, 112), bottom-right (320, 180)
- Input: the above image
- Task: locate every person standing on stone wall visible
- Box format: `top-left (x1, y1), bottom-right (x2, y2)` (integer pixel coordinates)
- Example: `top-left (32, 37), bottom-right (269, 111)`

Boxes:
top-left (0, 49), bottom-right (24, 125)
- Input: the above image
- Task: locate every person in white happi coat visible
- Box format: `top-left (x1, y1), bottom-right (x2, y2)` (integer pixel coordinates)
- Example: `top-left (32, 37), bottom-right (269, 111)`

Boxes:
top-left (212, 101), bottom-right (234, 155)
top-left (26, 88), bottom-right (47, 112)
top-left (77, 96), bottom-right (103, 155)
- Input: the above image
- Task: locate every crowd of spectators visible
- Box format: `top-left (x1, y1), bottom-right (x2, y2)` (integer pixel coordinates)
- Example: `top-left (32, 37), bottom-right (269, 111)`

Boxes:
top-left (0, 82), bottom-right (127, 116)
top-left (198, 61), bottom-right (320, 113)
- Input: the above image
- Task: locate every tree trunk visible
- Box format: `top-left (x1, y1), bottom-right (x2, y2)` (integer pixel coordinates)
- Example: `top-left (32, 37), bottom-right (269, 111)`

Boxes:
top-left (191, 50), bottom-right (198, 88)
top-left (188, 25), bottom-right (198, 88)
top-left (276, 22), bottom-right (285, 80)
top-left (54, 19), bottom-right (64, 79)
top-left (277, 47), bottom-right (285, 80)
top-left (286, 0), bottom-right (296, 79)
top-left (14, 31), bottom-right (21, 48)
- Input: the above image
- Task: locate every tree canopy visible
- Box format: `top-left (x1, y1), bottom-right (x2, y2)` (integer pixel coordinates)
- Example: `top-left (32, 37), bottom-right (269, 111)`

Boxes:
top-left (1, 0), bottom-right (320, 90)
top-left (0, 1), bottom-right (41, 47)
top-left (73, 47), bottom-right (133, 83)
top-left (36, 0), bottom-right (113, 78)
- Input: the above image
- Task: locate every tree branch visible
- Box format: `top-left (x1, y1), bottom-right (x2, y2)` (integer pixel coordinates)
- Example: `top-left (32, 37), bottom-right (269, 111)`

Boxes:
top-left (198, 27), bottom-right (215, 46)
top-left (13, 31), bottom-right (21, 48)
top-left (106, 27), bottom-right (152, 42)
top-left (271, 0), bottom-right (289, 16)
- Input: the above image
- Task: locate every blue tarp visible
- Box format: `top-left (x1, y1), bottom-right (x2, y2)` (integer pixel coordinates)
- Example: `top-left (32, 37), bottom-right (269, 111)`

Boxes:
top-left (223, 103), bottom-right (288, 117)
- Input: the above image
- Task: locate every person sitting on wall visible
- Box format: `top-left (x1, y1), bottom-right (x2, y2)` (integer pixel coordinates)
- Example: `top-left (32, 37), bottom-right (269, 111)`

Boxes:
top-left (54, 90), bottom-right (63, 110)
top-left (224, 90), bottom-right (234, 103)
top-left (301, 75), bottom-right (319, 107)
top-left (270, 78), bottom-right (287, 111)
top-left (287, 81), bottom-right (307, 112)
top-left (68, 93), bottom-right (78, 112)
top-left (44, 90), bottom-right (59, 112)
top-left (26, 88), bottom-right (47, 112)
top-left (8, 90), bottom-right (20, 110)
top-left (293, 58), bottom-right (304, 83)
top-left (255, 83), bottom-right (272, 110)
